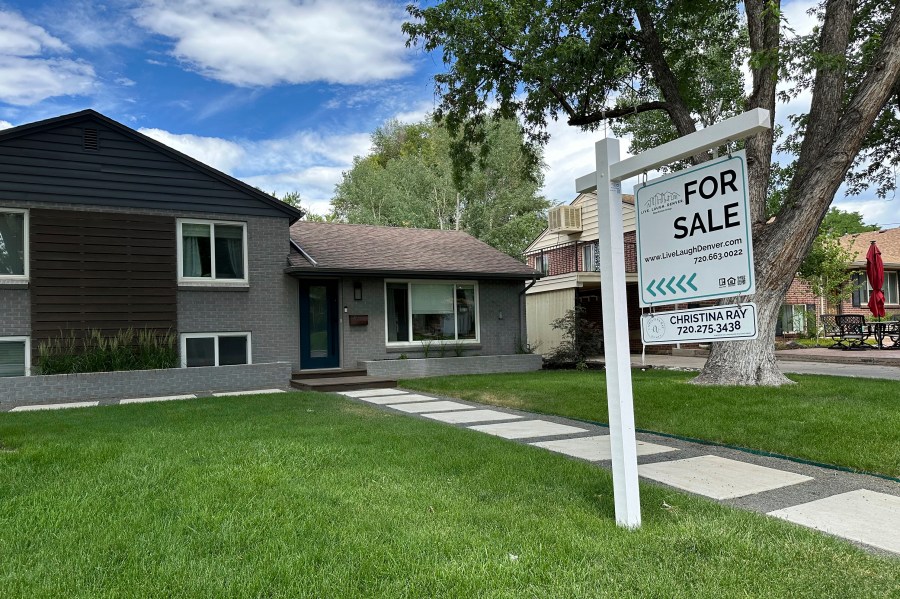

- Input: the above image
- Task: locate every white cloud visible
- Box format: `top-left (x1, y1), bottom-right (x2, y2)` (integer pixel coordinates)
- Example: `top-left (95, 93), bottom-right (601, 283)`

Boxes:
top-left (138, 127), bottom-right (246, 173)
top-left (0, 120), bottom-right (13, 130)
top-left (540, 117), bottom-right (649, 203)
top-left (133, 0), bottom-right (413, 87)
top-left (0, 10), bottom-right (96, 106)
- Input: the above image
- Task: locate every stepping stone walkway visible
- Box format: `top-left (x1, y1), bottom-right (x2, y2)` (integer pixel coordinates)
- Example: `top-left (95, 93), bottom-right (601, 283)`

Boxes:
top-left (338, 387), bottom-right (900, 557)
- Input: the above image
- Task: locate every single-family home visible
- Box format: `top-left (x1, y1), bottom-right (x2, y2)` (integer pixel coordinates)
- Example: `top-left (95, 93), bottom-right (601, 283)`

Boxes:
top-left (0, 109), bottom-right (540, 405)
top-left (779, 227), bottom-right (900, 335)
top-left (523, 192), bottom-right (644, 353)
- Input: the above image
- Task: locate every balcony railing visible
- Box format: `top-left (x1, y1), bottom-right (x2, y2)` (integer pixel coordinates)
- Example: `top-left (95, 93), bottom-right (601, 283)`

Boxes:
top-left (526, 240), bottom-right (637, 277)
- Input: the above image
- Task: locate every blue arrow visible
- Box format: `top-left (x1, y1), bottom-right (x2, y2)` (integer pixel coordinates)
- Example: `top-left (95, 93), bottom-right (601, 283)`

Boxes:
top-left (676, 274), bottom-right (687, 292)
top-left (686, 273), bottom-right (698, 291)
top-left (666, 277), bottom-right (677, 294)
top-left (646, 280), bottom-right (657, 297)
top-left (656, 279), bottom-right (667, 295)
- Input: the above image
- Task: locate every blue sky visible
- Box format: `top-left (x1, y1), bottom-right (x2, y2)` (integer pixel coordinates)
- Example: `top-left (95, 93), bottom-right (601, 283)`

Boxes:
top-left (0, 0), bottom-right (896, 226)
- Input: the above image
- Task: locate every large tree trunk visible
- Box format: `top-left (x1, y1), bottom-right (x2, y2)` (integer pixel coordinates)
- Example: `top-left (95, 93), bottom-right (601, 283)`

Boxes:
top-left (695, 0), bottom-right (900, 386)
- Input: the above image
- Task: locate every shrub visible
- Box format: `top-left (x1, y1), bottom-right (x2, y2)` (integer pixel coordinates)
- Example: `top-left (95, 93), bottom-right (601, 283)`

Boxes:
top-left (36, 329), bottom-right (178, 375)
top-left (545, 307), bottom-right (604, 368)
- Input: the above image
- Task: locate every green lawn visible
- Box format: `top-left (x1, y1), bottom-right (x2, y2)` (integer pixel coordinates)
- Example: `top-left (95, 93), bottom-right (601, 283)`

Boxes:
top-left (402, 370), bottom-right (900, 478)
top-left (1, 393), bottom-right (897, 597)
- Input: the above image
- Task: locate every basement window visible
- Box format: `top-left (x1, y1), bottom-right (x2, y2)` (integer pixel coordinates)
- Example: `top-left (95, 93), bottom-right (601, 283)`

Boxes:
top-left (181, 333), bottom-right (251, 368)
top-left (0, 337), bottom-right (29, 377)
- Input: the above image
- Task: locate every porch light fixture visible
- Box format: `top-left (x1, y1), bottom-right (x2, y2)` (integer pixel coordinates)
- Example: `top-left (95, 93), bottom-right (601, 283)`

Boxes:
top-left (353, 281), bottom-right (362, 301)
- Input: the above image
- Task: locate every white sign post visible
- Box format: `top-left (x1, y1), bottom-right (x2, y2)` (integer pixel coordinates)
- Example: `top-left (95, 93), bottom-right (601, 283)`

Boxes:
top-left (576, 108), bottom-right (771, 529)
top-left (635, 151), bottom-right (755, 308)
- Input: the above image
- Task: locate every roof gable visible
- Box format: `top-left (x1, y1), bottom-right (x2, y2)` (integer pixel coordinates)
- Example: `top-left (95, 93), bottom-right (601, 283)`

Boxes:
top-left (0, 109), bottom-right (302, 222)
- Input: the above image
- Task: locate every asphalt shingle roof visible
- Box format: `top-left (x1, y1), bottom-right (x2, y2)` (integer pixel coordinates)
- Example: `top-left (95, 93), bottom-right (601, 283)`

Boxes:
top-left (842, 227), bottom-right (900, 267)
top-left (288, 222), bottom-right (541, 279)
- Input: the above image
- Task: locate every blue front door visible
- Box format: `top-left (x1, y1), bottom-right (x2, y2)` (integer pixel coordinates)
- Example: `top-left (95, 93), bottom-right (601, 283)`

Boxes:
top-left (299, 280), bottom-right (340, 369)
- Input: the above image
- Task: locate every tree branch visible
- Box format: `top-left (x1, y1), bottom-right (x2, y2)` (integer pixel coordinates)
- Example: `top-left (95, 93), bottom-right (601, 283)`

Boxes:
top-left (633, 4), bottom-right (699, 140)
top-left (792, 0), bottom-right (855, 182)
top-left (567, 101), bottom-right (670, 126)
top-left (745, 0), bottom-right (781, 227)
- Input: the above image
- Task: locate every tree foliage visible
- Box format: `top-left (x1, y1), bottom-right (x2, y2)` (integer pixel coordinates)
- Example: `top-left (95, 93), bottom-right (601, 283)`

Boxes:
top-left (405, 0), bottom-right (900, 386)
top-left (798, 208), bottom-right (879, 307)
top-left (331, 117), bottom-right (550, 258)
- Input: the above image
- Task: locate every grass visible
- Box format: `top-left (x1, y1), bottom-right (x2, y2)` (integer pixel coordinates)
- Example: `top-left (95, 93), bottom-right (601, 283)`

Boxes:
top-left (402, 370), bottom-right (900, 478)
top-left (0, 393), bottom-right (897, 597)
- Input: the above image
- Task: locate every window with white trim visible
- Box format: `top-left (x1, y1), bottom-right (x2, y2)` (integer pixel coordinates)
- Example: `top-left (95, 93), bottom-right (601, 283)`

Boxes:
top-left (582, 243), bottom-right (600, 272)
top-left (181, 333), bottom-right (251, 367)
top-left (0, 208), bottom-right (28, 280)
top-left (177, 219), bottom-right (248, 283)
top-left (386, 281), bottom-right (479, 344)
top-left (867, 271), bottom-right (900, 306)
top-left (0, 337), bottom-right (29, 377)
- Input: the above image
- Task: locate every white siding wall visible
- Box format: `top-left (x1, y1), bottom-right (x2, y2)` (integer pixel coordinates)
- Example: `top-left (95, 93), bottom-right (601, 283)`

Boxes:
top-left (526, 287), bottom-right (575, 354)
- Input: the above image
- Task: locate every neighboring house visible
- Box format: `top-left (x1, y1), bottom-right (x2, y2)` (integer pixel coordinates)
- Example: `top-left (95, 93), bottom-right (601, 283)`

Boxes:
top-left (780, 227), bottom-right (900, 335)
top-left (0, 110), bottom-right (539, 386)
top-left (523, 192), bottom-right (643, 353)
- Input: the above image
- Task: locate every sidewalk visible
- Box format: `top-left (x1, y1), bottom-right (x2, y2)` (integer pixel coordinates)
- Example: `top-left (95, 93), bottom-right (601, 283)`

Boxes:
top-left (628, 353), bottom-right (900, 380)
top-left (339, 387), bottom-right (900, 557)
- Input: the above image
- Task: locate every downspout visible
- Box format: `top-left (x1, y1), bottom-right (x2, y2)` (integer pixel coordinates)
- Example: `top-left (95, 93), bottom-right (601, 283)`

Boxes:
top-left (518, 276), bottom-right (538, 351)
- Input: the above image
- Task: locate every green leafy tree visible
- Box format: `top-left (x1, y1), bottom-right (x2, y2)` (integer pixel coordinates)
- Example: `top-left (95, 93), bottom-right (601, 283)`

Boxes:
top-left (277, 191), bottom-right (328, 222)
top-left (331, 117), bottom-right (549, 258)
top-left (405, 0), bottom-right (900, 386)
top-left (798, 208), bottom-right (879, 308)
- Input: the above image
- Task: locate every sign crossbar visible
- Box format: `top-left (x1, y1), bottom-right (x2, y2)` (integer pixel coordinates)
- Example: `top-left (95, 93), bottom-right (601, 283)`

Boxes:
top-left (576, 108), bottom-right (771, 192)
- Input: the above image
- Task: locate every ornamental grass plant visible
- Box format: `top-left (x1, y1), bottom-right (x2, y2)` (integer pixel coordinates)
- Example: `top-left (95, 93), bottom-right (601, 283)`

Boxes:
top-left (35, 328), bottom-right (178, 375)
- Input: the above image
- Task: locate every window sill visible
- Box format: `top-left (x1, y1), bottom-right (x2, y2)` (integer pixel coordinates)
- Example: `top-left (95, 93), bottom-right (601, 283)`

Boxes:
top-left (386, 343), bottom-right (482, 353)
top-left (178, 282), bottom-right (249, 292)
top-left (0, 280), bottom-right (29, 289)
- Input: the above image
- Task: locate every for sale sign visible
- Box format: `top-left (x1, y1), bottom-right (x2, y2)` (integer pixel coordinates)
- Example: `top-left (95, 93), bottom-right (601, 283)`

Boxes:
top-left (641, 303), bottom-right (759, 345)
top-left (635, 151), bottom-right (755, 307)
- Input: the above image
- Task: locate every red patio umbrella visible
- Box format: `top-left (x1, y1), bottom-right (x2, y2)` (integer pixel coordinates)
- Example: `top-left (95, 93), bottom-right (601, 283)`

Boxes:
top-left (866, 241), bottom-right (885, 318)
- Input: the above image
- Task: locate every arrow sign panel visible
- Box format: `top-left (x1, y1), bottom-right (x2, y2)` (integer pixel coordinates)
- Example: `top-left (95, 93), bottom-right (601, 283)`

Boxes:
top-left (635, 151), bottom-right (756, 307)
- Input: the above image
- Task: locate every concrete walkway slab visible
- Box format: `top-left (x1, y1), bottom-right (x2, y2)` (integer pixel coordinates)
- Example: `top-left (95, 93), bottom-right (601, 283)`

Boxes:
top-left (212, 389), bottom-right (284, 397)
top-left (531, 435), bottom-right (677, 461)
top-left (422, 409), bottom-right (522, 424)
top-left (639, 455), bottom-right (813, 500)
top-left (11, 401), bottom-right (99, 411)
top-left (469, 420), bottom-right (588, 440)
top-left (339, 389), bottom-right (409, 398)
top-left (120, 394), bottom-right (195, 404)
top-left (389, 400), bottom-right (471, 413)
top-left (356, 393), bottom-right (434, 405)
top-left (769, 490), bottom-right (900, 554)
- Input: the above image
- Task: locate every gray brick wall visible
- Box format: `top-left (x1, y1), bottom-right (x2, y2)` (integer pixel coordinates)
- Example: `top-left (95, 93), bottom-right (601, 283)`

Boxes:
top-left (0, 287), bottom-right (29, 336)
top-left (0, 362), bottom-right (292, 409)
top-left (178, 215), bottom-right (299, 369)
top-left (335, 277), bottom-right (526, 367)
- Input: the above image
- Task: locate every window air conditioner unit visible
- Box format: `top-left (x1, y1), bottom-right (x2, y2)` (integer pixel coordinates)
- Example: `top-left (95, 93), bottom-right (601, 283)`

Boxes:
top-left (548, 205), bottom-right (582, 234)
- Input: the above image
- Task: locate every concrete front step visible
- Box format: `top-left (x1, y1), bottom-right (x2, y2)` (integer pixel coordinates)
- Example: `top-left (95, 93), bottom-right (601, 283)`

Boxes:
top-left (291, 368), bottom-right (368, 380)
top-left (290, 375), bottom-right (397, 393)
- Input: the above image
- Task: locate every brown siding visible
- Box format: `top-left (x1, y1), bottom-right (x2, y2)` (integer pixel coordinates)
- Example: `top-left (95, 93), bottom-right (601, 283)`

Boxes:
top-left (30, 209), bottom-right (177, 348)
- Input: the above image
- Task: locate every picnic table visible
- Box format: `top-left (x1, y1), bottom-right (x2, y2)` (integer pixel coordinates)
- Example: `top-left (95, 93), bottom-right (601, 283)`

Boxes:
top-left (866, 320), bottom-right (900, 350)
